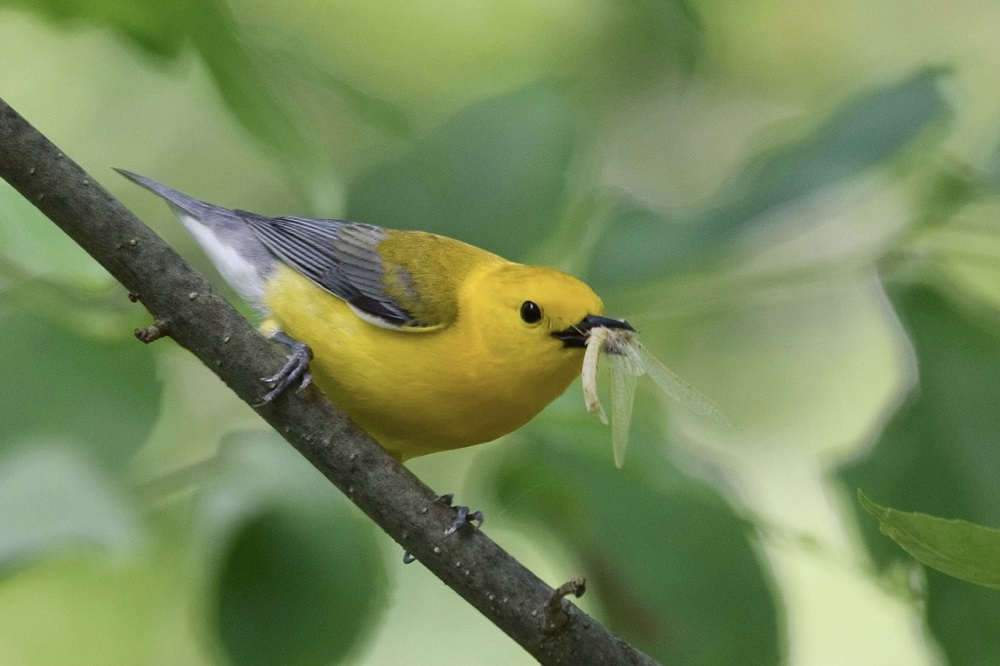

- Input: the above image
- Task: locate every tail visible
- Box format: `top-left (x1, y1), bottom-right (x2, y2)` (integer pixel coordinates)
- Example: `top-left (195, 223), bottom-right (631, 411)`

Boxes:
top-left (115, 169), bottom-right (216, 219)
top-left (116, 168), bottom-right (275, 306)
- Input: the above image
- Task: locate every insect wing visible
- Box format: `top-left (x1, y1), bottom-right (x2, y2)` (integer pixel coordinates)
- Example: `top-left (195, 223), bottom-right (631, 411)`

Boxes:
top-left (634, 342), bottom-right (732, 426)
top-left (607, 347), bottom-right (642, 468)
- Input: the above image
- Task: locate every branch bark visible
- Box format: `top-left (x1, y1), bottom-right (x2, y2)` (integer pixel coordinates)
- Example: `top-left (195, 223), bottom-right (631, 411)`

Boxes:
top-left (0, 98), bottom-right (658, 666)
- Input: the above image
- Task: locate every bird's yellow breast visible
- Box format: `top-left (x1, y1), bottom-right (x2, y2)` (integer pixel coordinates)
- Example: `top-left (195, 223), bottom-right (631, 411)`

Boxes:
top-left (262, 264), bottom-right (586, 460)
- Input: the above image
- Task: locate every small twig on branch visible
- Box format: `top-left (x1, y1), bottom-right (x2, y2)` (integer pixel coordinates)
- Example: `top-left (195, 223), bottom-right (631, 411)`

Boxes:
top-left (544, 576), bottom-right (588, 634)
top-left (134, 318), bottom-right (170, 343)
top-left (0, 97), bottom-right (659, 666)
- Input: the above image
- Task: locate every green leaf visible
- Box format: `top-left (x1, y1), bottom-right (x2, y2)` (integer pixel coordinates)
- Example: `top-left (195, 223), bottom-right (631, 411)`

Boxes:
top-left (859, 491), bottom-right (1000, 590)
top-left (840, 284), bottom-right (1000, 664)
top-left (486, 418), bottom-right (779, 665)
top-left (1, 0), bottom-right (188, 57)
top-left (3, 0), bottom-right (312, 166)
top-left (348, 83), bottom-right (577, 261)
top-left (200, 433), bottom-right (386, 666)
top-left (0, 306), bottom-right (161, 472)
top-left (184, 0), bottom-right (313, 165)
top-left (587, 68), bottom-right (951, 290)
top-left (216, 507), bottom-right (380, 666)
top-left (599, 0), bottom-right (703, 82)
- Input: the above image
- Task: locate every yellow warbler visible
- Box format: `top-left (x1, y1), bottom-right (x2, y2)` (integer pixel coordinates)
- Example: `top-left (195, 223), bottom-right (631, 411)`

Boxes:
top-left (118, 170), bottom-right (634, 461)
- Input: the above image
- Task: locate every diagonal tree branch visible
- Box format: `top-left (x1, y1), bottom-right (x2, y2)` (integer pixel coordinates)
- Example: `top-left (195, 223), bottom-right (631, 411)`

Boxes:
top-left (0, 98), bottom-right (658, 666)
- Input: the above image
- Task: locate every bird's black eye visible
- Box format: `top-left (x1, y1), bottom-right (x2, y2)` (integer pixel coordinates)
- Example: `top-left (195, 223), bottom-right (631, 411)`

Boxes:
top-left (520, 301), bottom-right (542, 324)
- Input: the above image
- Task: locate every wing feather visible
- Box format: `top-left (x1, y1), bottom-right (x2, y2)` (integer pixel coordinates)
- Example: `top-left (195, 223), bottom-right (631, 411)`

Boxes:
top-left (241, 213), bottom-right (417, 328)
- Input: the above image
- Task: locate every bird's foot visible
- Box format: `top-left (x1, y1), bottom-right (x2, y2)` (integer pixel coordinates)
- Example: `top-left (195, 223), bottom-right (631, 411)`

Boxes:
top-left (402, 494), bottom-right (484, 564)
top-left (437, 494), bottom-right (484, 536)
top-left (256, 331), bottom-right (313, 406)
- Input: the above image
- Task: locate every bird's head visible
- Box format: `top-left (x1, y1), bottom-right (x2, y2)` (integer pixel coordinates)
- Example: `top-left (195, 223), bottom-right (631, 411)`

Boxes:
top-left (464, 263), bottom-right (633, 370)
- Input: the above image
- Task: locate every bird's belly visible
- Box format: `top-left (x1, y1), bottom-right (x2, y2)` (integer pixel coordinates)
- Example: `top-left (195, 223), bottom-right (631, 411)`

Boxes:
top-left (306, 334), bottom-right (573, 460)
top-left (320, 372), bottom-right (548, 459)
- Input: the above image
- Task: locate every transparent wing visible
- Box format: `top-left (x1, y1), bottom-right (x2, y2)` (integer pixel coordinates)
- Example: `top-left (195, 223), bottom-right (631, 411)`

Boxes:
top-left (607, 349), bottom-right (642, 468)
top-left (633, 341), bottom-right (733, 427)
top-left (580, 329), bottom-right (734, 470)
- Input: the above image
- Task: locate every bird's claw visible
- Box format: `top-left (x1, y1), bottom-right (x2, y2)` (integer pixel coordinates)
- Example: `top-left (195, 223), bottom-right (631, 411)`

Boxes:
top-left (402, 494), bottom-right (485, 564)
top-left (443, 503), bottom-right (484, 537)
top-left (435, 494), bottom-right (484, 536)
top-left (255, 331), bottom-right (313, 406)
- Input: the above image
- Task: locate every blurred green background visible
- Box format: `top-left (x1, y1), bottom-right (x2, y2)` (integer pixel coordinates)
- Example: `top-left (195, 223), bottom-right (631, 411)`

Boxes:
top-left (2, 1), bottom-right (1000, 664)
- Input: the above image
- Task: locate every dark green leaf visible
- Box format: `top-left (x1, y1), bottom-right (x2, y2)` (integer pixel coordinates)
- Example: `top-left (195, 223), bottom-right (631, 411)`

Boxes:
top-left (184, 0), bottom-right (312, 164)
top-left (730, 69), bottom-right (949, 218)
top-left (587, 68), bottom-right (951, 290)
top-left (204, 434), bottom-right (386, 666)
top-left (600, 0), bottom-right (703, 82)
top-left (0, 307), bottom-right (161, 471)
top-left (839, 284), bottom-right (1000, 664)
top-left (216, 506), bottom-right (381, 666)
top-left (250, 32), bottom-right (414, 140)
top-left (859, 491), bottom-right (1000, 590)
top-left (348, 83), bottom-right (577, 261)
top-left (486, 418), bottom-right (779, 665)
top-left (1, 0), bottom-right (187, 56)
top-left (2, 0), bottom-right (311, 164)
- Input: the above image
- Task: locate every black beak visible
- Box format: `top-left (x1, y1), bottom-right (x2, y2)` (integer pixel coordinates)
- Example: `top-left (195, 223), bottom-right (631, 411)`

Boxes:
top-left (552, 314), bottom-right (636, 348)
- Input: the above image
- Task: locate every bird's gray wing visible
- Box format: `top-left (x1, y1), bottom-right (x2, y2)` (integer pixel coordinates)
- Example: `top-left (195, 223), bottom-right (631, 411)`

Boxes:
top-left (115, 169), bottom-right (419, 328)
top-left (241, 213), bottom-right (418, 328)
